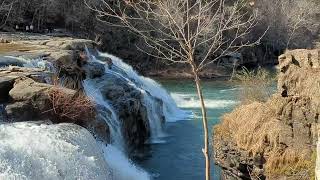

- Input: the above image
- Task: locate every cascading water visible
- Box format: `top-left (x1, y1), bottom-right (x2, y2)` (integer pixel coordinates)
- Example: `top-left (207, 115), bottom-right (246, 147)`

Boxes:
top-left (103, 64), bottom-right (167, 142)
top-left (2, 50), bottom-right (189, 180)
top-left (90, 52), bottom-right (192, 143)
top-left (0, 122), bottom-right (113, 180)
top-left (99, 53), bottom-right (192, 123)
top-left (83, 80), bottom-right (125, 150)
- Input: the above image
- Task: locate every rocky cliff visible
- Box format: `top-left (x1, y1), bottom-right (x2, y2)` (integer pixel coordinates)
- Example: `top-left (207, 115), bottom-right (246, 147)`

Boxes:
top-left (214, 49), bottom-right (320, 179)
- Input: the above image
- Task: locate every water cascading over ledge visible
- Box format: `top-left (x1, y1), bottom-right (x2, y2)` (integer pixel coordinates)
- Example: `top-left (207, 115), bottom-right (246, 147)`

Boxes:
top-left (0, 29), bottom-right (194, 179)
top-left (82, 50), bottom-right (191, 149)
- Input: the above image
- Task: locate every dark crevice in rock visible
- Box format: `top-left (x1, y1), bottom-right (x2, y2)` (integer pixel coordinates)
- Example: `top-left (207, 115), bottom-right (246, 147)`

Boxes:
top-left (307, 53), bottom-right (313, 67)
top-left (292, 56), bottom-right (301, 67)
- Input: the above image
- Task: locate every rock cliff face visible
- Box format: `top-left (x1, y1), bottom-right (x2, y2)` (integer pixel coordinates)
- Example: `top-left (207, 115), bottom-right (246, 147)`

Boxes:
top-left (214, 49), bottom-right (320, 179)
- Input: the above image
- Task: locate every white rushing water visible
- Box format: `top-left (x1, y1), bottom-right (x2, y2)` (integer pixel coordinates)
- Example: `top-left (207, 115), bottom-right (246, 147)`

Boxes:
top-left (83, 80), bottom-right (125, 150)
top-left (82, 56), bottom-right (154, 179)
top-left (84, 51), bottom-right (191, 143)
top-left (101, 144), bottom-right (150, 180)
top-left (99, 53), bottom-right (192, 123)
top-left (171, 93), bottom-right (238, 109)
top-left (0, 122), bottom-right (112, 180)
top-left (83, 51), bottom-right (189, 178)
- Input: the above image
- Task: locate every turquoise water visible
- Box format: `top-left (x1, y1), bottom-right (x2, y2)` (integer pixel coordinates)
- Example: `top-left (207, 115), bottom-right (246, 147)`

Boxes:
top-left (139, 79), bottom-right (240, 180)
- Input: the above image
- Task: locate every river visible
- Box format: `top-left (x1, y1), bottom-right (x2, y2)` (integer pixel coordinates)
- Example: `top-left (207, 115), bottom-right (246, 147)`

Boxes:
top-left (139, 79), bottom-right (240, 180)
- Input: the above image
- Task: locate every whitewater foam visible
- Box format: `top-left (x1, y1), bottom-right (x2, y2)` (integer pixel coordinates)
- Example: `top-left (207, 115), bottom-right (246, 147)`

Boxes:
top-left (171, 93), bottom-right (238, 109)
top-left (101, 144), bottom-right (150, 180)
top-left (219, 87), bottom-right (242, 92)
top-left (0, 122), bottom-right (112, 179)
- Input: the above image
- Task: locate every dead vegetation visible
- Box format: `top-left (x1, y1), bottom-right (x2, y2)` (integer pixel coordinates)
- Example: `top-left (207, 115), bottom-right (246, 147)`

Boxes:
top-left (266, 149), bottom-right (316, 179)
top-left (46, 87), bottom-right (95, 123)
top-left (215, 101), bottom-right (280, 154)
top-left (214, 97), bottom-right (315, 179)
top-left (234, 67), bottom-right (275, 104)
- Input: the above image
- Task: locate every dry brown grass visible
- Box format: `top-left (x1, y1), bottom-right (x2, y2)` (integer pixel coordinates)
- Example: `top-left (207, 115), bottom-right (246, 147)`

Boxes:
top-left (46, 88), bottom-right (95, 123)
top-left (234, 67), bottom-right (275, 104)
top-left (215, 102), bottom-right (281, 155)
top-left (214, 98), bottom-right (315, 179)
top-left (266, 149), bottom-right (315, 178)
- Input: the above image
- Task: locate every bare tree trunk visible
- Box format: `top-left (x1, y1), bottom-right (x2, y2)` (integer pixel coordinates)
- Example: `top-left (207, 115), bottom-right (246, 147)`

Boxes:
top-left (191, 63), bottom-right (210, 180)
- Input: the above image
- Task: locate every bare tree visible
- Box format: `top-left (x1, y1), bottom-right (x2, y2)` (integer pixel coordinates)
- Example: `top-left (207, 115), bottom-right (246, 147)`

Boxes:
top-left (255, 0), bottom-right (320, 50)
top-left (86, 0), bottom-right (263, 179)
top-left (0, 0), bottom-right (15, 29)
top-left (282, 0), bottom-right (320, 48)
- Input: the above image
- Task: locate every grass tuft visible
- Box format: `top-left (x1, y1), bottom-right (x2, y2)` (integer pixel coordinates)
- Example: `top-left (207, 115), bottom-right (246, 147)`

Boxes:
top-left (234, 67), bottom-right (275, 104)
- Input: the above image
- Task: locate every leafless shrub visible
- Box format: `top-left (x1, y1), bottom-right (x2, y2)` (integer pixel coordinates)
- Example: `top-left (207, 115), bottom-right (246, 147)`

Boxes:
top-left (46, 88), bottom-right (95, 123)
top-left (234, 67), bottom-right (274, 104)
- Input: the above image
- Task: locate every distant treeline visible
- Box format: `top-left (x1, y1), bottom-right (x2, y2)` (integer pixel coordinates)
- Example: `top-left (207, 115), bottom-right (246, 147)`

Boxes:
top-left (0, 0), bottom-right (319, 70)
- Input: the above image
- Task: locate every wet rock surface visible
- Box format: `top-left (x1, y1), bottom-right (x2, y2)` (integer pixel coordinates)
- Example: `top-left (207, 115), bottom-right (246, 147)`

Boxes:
top-left (214, 49), bottom-right (320, 180)
top-left (95, 73), bottom-right (150, 150)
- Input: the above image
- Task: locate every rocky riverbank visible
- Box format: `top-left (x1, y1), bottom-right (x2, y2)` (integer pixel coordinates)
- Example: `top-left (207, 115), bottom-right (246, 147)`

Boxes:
top-left (213, 49), bottom-right (320, 179)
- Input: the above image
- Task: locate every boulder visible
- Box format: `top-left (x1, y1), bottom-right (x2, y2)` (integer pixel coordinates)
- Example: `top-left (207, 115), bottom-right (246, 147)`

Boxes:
top-left (6, 78), bottom-right (76, 122)
top-left (49, 50), bottom-right (74, 65)
top-left (83, 61), bottom-right (105, 79)
top-left (4, 77), bottom-right (111, 144)
top-left (0, 66), bottom-right (50, 101)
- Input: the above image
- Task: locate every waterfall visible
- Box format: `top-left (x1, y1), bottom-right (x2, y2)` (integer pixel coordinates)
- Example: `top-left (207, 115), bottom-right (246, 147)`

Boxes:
top-left (103, 65), bottom-right (167, 142)
top-left (100, 144), bottom-right (150, 180)
top-left (99, 53), bottom-right (192, 123)
top-left (0, 122), bottom-right (113, 180)
top-left (83, 80), bottom-right (125, 150)
top-left (91, 52), bottom-right (192, 143)
top-left (81, 61), bottom-right (151, 179)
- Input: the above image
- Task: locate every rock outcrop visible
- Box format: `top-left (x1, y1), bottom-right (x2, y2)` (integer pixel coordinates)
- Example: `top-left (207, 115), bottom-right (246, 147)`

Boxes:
top-left (98, 73), bottom-right (150, 150)
top-left (214, 49), bottom-right (320, 180)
